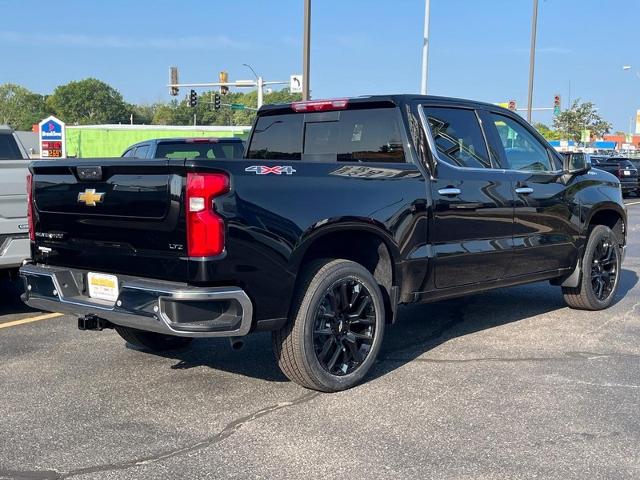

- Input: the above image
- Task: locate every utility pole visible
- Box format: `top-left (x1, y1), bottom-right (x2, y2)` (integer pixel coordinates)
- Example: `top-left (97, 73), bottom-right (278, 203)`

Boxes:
top-left (257, 77), bottom-right (264, 108)
top-left (303, 0), bottom-right (311, 100)
top-left (420, 0), bottom-right (431, 95)
top-left (526, 0), bottom-right (539, 123)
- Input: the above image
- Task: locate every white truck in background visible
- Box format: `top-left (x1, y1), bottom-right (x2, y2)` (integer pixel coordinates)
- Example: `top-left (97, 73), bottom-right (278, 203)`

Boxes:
top-left (0, 126), bottom-right (31, 280)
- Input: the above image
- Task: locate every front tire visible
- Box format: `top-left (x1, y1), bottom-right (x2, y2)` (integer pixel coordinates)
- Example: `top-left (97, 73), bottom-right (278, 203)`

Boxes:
top-left (272, 259), bottom-right (386, 392)
top-left (562, 225), bottom-right (621, 310)
top-left (115, 326), bottom-right (193, 351)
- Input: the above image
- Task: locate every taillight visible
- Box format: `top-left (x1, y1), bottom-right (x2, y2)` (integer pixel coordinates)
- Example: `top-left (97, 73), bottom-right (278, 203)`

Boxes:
top-left (291, 98), bottom-right (349, 112)
top-left (185, 172), bottom-right (229, 257)
top-left (26, 173), bottom-right (35, 241)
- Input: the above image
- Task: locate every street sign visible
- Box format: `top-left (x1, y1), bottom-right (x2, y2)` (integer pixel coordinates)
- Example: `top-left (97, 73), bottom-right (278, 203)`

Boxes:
top-left (230, 103), bottom-right (246, 110)
top-left (38, 115), bottom-right (66, 158)
top-left (580, 129), bottom-right (591, 143)
top-left (508, 100), bottom-right (517, 111)
top-left (290, 75), bottom-right (303, 94)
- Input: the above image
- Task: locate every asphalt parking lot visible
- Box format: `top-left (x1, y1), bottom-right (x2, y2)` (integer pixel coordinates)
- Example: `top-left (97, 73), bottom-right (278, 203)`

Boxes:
top-left (1, 202), bottom-right (639, 480)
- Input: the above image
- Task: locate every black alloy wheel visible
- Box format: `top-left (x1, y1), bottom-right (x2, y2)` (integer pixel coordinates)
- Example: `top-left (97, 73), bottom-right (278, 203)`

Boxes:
top-left (313, 279), bottom-right (376, 376)
top-left (590, 235), bottom-right (618, 302)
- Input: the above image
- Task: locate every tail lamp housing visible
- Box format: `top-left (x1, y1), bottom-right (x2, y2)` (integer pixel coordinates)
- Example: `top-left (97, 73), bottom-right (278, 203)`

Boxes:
top-left (26, 173), bottom-right (35, 241)
top-left (185, 172), bottom-right (229, 257)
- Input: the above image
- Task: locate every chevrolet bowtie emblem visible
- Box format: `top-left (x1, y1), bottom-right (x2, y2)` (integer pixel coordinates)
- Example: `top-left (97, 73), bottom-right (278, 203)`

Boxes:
top-left (77, 188), bottom-right (104, 206)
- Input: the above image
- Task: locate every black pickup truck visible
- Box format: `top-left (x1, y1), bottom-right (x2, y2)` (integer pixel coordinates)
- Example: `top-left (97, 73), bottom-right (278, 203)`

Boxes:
top-left (20, 95), bottom-right (627, 392)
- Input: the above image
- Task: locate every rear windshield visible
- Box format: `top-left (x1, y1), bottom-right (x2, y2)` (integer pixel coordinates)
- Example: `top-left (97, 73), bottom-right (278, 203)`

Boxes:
top-left (607, 158), bottom-right (633, 167)
top-left (155, 141), bottom-right (244, 160)
top-left (0, 134), bottom-right (21, 159)
top-left (247, 107), bottom-right (406, 163)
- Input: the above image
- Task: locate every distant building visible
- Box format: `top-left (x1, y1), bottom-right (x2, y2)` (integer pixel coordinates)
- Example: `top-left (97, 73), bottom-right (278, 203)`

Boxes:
top-left (602, 134), bottom-right (640, 150)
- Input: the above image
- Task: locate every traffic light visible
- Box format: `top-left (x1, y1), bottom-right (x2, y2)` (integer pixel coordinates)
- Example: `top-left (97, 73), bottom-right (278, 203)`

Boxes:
top-left (169, 66), bottom-right (179, 96)
top-left (553, 94), bottom-right (561, 116)
top-left (214, 93), bottom-right (221, 110)
top-left (508, 100), bottom-right (517, 111)
top-left (188, 89), bottom-right (198, 108)
top-left (219, 71), bottom-right (229, 95)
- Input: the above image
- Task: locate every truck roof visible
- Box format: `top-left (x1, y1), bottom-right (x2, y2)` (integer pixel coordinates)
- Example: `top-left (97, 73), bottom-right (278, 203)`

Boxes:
top-left (258, 94), bottom-right (510, 116)
top-left (126, 136), bottom-right (243, 150)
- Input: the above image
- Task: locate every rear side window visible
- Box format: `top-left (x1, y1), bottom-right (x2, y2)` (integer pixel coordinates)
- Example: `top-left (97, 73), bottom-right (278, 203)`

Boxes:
top-left (248, 114), bottom-right (303, 160)
top-left (422, 107), bottom-right (491, 168)
top-left (0, 134), bottom-right (21, 159)
top-left (247, 108), bottom-right (405, 163)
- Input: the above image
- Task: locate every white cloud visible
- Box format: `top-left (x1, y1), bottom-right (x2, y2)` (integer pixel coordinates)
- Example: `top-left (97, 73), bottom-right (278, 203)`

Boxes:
top-left (0, 31), bottom-right (252, 50)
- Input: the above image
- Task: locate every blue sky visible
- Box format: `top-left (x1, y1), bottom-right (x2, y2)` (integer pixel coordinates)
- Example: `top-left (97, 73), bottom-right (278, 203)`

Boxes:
top-left (1, 0), bottom-right (638, 131)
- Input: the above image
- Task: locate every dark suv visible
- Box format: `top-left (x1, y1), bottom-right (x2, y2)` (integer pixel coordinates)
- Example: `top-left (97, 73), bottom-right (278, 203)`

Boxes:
top-left (592, 157), bottom-right (638, 196)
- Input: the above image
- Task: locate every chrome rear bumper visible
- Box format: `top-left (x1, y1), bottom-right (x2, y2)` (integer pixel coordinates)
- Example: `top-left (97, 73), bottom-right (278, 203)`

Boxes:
top-left (19, 263), bottom-right (253, 338)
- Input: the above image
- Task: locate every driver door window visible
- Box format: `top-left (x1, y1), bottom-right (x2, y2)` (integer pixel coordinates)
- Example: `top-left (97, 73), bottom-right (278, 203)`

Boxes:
top-left (489, 113), bottom-right (554, 172)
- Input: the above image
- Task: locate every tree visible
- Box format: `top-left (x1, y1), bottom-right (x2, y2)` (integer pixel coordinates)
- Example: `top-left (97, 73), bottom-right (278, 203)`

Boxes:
top-left (152, 100), bottom-right (193, 125)
top-left (0, 83), bottom-right (50, 130)
top-left (190, 88), bottom-right (302, 127)
top-left (47, 78), bottom-right (131, 125)
top-left (533, 122), bottom-right (561, 141)
top-left (553, 99), bottom-right (611, 143)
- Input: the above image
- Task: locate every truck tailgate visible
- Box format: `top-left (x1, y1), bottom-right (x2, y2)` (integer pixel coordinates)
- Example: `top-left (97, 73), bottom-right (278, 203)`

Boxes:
top-left (31, 159), bottom-right (189, 281)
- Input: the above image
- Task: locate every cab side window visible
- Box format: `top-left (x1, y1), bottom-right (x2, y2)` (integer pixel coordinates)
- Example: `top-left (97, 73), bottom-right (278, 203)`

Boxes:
top-left (489, 113), bottom-right (555, 172)
top-left (422, 107), bottom-right (491, 169)
top-left (134, 145), bottom-right (149, 159)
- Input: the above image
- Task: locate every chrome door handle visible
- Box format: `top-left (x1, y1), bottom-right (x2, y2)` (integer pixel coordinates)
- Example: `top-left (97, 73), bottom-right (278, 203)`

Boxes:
top-left (515, 187), bottom-right (534, 195)
top-left (438, 187), bottom-right (461, 196)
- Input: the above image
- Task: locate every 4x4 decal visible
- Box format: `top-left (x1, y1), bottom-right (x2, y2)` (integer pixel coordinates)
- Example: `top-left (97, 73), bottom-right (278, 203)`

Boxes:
top-left (245, 165), bottom-right (296, 175)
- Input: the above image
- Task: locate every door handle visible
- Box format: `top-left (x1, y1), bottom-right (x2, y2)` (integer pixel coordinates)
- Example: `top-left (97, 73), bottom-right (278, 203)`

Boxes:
top-left (515, 187), bottom-right (534, 195)
top-left (438, 187), bottom-right (461, 196)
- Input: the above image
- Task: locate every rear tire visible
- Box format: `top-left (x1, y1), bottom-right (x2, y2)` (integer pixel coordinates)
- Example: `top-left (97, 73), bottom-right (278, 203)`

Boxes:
top-left (272, 259), bottom-right (385, 392)
top-left (115, 326), bottom-right (193, 351)
top-left (562, 225), bottom-right (621, 310)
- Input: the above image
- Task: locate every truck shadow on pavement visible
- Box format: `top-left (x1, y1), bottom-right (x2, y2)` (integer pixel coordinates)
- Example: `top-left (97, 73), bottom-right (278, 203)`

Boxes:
top-left (0, 278), bottom-right (38, 317)
top-left (150, 269), bottom-right (638, 386)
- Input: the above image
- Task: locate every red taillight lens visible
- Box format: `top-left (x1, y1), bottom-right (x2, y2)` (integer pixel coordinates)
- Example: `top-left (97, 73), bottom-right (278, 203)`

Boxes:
top-left (291, 98), bottom-right (349, 112)
top-left (185, 172), bottom-right (229, 257)
top-left (26, 173), bottom-right (35, 241)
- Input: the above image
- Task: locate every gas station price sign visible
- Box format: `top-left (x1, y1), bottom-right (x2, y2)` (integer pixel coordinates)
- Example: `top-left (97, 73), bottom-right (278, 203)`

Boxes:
top-left (38, 116), bottom-right (66, 158)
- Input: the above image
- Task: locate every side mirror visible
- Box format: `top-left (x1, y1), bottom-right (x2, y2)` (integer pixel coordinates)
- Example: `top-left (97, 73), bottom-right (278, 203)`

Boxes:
top-left (564, 153), bottom-right (591, 174)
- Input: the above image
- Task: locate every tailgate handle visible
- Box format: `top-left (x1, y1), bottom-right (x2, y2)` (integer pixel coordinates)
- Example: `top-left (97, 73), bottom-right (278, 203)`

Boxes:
top-left (77, 166), bottom-right (103, 181)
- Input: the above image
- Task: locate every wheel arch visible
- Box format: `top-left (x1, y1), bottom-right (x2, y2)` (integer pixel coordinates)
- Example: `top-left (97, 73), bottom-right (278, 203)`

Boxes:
top-left (584, 203), bottom-right (626, 245)
top-left (289, 220), bottom-right (402, 324)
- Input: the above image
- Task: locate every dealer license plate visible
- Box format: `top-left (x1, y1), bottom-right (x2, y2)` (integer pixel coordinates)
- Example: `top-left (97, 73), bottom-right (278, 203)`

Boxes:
top-left (87, 272), bottom-right (119, 302)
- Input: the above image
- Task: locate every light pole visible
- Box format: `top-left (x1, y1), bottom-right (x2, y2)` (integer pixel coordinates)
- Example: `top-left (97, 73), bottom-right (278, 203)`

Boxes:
top-left (303, 0), bottom-right (311, 100)
top-left (623, 65), bottom-right (640, 80)
top-left (420, 0), bottom-right (431, 95)
top-left (526, 0), bottom-right (539, 124)
top-left (622, 66), bottom-right (639, 137)
top-left (243, 63), bottom-right (264, 108)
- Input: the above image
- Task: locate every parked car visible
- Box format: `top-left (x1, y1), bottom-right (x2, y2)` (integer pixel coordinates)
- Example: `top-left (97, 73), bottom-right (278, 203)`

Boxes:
top-left (592, 157), bottom-right (638, 197)
top-left (0, 126), bottom-right (31, 280)
top-left (20, 95), bottom-right (627, 391)
top-left (121, 137), bottom-right (245, 160)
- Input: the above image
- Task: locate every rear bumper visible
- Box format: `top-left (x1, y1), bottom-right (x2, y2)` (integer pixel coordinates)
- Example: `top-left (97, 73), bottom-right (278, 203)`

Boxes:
top-left (19, 263), bottom-right (253, 338)
top-left (0, 234), bottom-right (29, 269)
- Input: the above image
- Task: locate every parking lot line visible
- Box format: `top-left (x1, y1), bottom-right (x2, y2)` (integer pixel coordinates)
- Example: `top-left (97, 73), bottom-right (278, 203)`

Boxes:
top-left (0, 312), bottom-right (63, 330)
